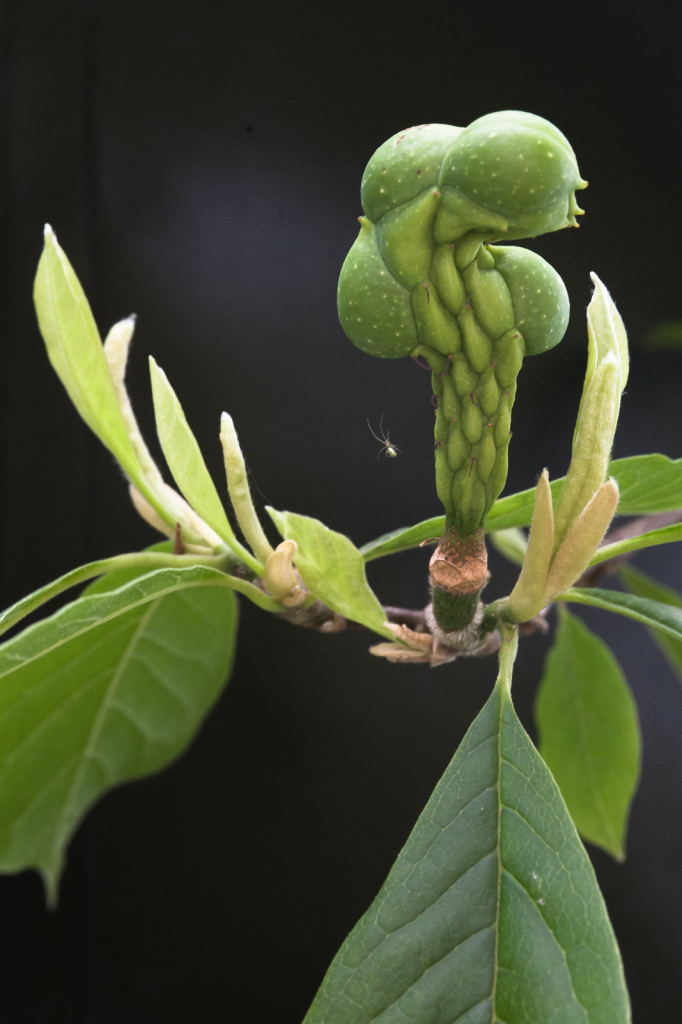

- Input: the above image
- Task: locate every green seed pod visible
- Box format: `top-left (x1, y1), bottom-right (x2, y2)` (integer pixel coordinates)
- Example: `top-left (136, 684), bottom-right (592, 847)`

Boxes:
top-left (462, 261), bottom-right (515, 340)
top-left (412, 279), bottom-right (462, 355)
top-left (454, 463), bottom-right (487, 537)
top-left (434, 408), bottom-right (449, 444)
top-left (461, 395), bottom-right (483, 445)
top-left (437, 110), bottom-right (586, 242)
top-left (338, 111), bottom-right (582, 536)
top-left (486, 434), bottom-right (511, 507)
top-left (458, 304), bottom-right (493, 373)
top-left (474, 426), bottom-right (497, 483)
top-left (433, 187), bottom-right (508, 245)
top-left (475, 366), bottom-right (501, 418)
top-left (451, 351), bottom-right (479, 397)
top-left (431, 244), bottom-right (466, 314)
top-left (435, 445), bottom-right (455, 513)
top-left (491, 246), bottom-right (569, 355)
top-left (375, 188), bottom-right (441, 288)
top-left (493, 391), bottom-right (513, 445)
top-left (447, 420), bottom-right (469, 472)
top-left (493, 328), bottom-right (526, 388)
top-left (441, 377), bottom-right (461, 420)
top-left (361, 124), bottom-right (463, 223)
top-left (338, 217), bottom-right (417, 358)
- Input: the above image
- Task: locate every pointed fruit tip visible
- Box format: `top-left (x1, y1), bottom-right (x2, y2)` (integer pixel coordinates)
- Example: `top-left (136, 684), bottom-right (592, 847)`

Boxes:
top-left (44, 223), bottom-right (54, 238)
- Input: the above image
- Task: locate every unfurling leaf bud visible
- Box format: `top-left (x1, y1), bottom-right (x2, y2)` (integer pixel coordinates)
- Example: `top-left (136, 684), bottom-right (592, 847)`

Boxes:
top-left (507, 471), bottom-right (554, 622)
top-left (552, 274), bottom-right (628, 552)
top-left (542, 479), bottom-right (619, 603)
top-left (263, 540), bottom-right (307, 608)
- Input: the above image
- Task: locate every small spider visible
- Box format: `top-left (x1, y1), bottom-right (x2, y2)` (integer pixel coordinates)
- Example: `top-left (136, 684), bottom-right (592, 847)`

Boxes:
top-left (368, 415), bottom-right (401, 459)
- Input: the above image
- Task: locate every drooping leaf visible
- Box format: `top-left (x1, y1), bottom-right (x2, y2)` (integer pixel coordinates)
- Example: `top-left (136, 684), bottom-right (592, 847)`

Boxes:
top-left (0, 564), bottom-right (239, 899)
top-left (360, 453), bottom-right (682, 559)
top-left (535, 608), bottom-right (640, 860)
top-left (620, 565), bottom-right (682, 684)
top-left (304, 630), bottom-right (629, 1023)
top-left (33, 226), bottom-right (145, 487)
top-left (267, 509), bottom-right (392, 638)
top-left (489, 526), bottom-right (528, 566)
top-left (561, 585), bottom-right (682, 642)
top-left (0, 549), bottom-right (252, 640)
top-left (148, 358), bottom-right (261, 572)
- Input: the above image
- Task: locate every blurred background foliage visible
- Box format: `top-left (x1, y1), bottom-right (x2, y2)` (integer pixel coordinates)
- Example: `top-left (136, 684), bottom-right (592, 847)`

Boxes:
top-left (1, 1), bottom-right (682, 1021)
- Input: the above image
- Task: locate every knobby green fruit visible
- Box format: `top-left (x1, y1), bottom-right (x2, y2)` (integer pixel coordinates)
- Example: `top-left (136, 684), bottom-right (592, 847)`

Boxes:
top-left (339, 112), bottom-right (585, 537)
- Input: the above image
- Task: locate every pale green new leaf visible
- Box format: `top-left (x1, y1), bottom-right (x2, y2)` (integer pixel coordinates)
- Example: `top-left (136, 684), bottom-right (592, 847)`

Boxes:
top-left (267, 509), bottom-right (392, 638)
top-left (304, 632), bottom-right (629, 1023)
top-left (620, 565), bottom-right (682, 684)
top-left (360, 454), bottom-right (682, 559)
top-left (33, 226), bottom-right (143, 485)
top-left (148, 358), bottom-right (261, 573)
top-left (0, 564), bottom-right (239, 899)
top-left (536, 609), bottom-right (640, 860)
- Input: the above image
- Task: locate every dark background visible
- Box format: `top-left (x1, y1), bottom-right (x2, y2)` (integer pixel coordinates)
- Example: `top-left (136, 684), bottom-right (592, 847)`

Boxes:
top-left (1, 1), bottom-right (682, 1020)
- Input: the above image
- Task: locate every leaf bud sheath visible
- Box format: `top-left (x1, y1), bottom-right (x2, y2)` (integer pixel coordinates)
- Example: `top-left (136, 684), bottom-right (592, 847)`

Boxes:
top-left (552, 355), bottom-right (620, 554)
top-left (507, 470), bottom-right (554, 623)
top-left (220, 412), bottom-right (274, 565)
top-left (543, 478), bottom-right (619, 603)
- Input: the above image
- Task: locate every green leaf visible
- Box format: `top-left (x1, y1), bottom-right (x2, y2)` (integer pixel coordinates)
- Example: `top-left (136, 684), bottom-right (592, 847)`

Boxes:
top-left (0, 564), bottom-right (239, 899)
top-left (33, 226), bottom-right (144, 486)
top-left (360, 454), bottom-right (682, 559)
top-left (359, 517), bottom-right (443, 561)
top-left (620, 565), bottom-right (682, 684)
top-left (304, 630), bottom-right (629, 1023)
top-left (589, 521), bottom-right (682, 566)
top-left (535, 609), bottom-right (640, 861)
top-left (489, 527), bottom-right (528, 567)
top-left (561, 586), bottom-right (682, 642)
top-left (148, 358), bottom-right (261, 573)
top-left (267, 509), bottom-right (392, 638)
top-left (0, 550), bottom-right (243, 640)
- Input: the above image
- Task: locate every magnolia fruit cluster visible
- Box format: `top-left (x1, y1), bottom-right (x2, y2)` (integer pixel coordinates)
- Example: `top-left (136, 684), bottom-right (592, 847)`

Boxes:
top-left (338, 111), bottom-right (586, 537)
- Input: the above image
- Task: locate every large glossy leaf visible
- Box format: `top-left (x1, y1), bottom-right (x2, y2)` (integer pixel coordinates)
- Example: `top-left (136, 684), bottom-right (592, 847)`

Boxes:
top-left (305, 631), bottom-right (629, 1024)
top-left (267, 509), bottom-right (392, 638)
top-left (360, 454), bottom-right (682, 560)
top-left (620, 565), bottom-right (682, 684)
top-left (149, 358), bottom-right (261, 573)
top-left (535, 609), bottom-right (640, 861)
top-left (562, 586), bottom-right (682, 642)
top-left (0, 563), bottom-right (239, 899)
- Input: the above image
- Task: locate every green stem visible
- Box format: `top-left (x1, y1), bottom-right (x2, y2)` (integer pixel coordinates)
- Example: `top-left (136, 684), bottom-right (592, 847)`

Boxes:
top-left (497, 621), bottom-right (519, 693)
top-left (0, 550), bottom-right (283, 640)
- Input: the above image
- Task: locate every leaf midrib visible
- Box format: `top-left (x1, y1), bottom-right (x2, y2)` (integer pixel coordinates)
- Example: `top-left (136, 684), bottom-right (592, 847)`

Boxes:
top-left (0, 575), bottom-right (228, 681)
top-left (55, 599), bottom-right (160, 850)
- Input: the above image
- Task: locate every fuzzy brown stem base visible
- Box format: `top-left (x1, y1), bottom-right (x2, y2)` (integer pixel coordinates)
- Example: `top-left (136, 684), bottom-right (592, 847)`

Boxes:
top-left (429, 527), bottom-right (490, 634)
